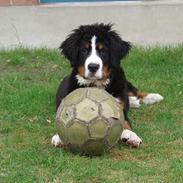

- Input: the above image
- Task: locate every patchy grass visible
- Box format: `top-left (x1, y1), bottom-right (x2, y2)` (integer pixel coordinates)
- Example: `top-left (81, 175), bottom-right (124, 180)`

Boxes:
top-left (0, 46), bottom-right (183, 183)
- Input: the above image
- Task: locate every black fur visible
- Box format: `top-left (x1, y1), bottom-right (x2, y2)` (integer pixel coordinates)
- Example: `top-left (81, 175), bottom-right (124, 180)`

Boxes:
top-left (57, 23), bottom-right (138, 128)
top-left (60, 23), bottom-right (131, 67)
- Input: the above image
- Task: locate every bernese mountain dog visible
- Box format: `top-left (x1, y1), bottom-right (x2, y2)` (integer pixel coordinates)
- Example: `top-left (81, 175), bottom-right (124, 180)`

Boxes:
top-left (52, 23), bottom-right (163, 148)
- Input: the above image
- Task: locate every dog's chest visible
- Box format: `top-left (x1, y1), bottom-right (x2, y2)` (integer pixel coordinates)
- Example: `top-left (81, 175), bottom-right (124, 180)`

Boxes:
top-left (76, 74), bottom-right (110, 88)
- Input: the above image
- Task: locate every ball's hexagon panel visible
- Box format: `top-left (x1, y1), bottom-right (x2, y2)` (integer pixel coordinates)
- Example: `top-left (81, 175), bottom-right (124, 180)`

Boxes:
top-left (89, 118), bottom-right (109, 138)
top-left (76, 98), bottom-right (99, 122)
top-left (87, 88), bottom-right (109, 102)
top-left (107, 123), bottom-right (123, 148)
top-left (101, 99), bottom-right (121, 119)
top-left (67, 120), bottom-right (89, 145)
top-left (58, 105), bottom-right (75, 126)
top-left (56, 121), bottom-right (67, 144)
top-left (64, 88), bottom-right (87, 105)
top-left (82, 139), bottom-right (106, 155)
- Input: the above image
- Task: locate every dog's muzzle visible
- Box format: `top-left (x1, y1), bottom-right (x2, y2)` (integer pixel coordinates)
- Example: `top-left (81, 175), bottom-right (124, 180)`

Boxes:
top-left (88, 63), bottom-right (100, 74)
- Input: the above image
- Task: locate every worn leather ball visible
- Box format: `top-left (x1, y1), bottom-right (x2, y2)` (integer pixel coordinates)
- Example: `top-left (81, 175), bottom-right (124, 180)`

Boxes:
top-left (56, 88), bottom-right (124, 155)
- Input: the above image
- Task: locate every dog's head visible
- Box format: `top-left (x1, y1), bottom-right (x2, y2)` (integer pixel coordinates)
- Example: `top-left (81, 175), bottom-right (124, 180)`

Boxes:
top-left (60, 23), bottom-right (131, 86)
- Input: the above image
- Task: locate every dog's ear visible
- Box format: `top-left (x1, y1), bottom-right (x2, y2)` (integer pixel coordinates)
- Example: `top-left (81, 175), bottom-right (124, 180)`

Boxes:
top-left (109, 31), bottom-right (131, 67)
top-left (59, 29), bottom-right (82, 67)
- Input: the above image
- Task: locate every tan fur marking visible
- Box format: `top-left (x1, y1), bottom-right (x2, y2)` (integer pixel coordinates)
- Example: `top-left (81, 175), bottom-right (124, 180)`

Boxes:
top-left (128, 91), bottom-right (149, 99)
top-left (97, 43), bottom-right (104, 50)
top-left (128, 92), bottom-right (135, 97)
top-left (102, 66), bottom-right (111, 79)
top-left (95, 78), bottom-right (108, 87)
top-left (95, 66), bottom-right (111, 87)
top-left (78, 66), bottom-right (85, 77)
top-left (123, 120), bottom-right (132, 130)
top-left (85, 43), bottom-right (90, 49)
top-left (137, 92), bottom-right (148, 99)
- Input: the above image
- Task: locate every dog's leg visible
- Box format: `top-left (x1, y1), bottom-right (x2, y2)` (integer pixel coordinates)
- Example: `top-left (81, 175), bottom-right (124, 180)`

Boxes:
top-left (138, 92), bottom-right (164, 105)
top-left (53, 75), bottom-right (77, 148)
top-left (128, 93), bottom-right (164, 108)
top-left (51, 134), bottom-right (65, 147)
top-left (128, 96), bottom-right (141, 108)
top-left (120, 120), bottom-right (142, 148)
top-left (115, 97), bottom-right (142, 147)
top-left (127, 81), bottom-right (142, 108)
top-left (127, 81), bottom-right (164, 107)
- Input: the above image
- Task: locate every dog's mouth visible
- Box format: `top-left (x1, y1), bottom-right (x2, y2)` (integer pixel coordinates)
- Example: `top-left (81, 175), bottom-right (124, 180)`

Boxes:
top-left (85, 75), bottom-right (100, 80)
top-left (84, 74), bottom-right (103, 81)
top-left (76, 73), bottom-right (110, 87)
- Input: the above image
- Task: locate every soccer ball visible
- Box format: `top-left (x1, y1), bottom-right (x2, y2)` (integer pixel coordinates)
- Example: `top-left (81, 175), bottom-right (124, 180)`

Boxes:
top-left (56, 88), bottom-right (124, 155)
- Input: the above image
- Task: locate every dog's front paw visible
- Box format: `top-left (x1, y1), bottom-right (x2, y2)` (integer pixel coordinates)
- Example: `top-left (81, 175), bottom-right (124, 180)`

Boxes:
top-left (142, 93), bottom-right (164, 105)
top-left (129, 96), bottom-right (141, 108)
top-left (51, 134), bottom-right (63, 147)
top-left (120, 129), bottom-right (142, 148)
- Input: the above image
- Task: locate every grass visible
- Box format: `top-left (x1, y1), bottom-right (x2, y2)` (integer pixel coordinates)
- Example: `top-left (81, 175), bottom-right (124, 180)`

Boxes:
top-left (0, 46), bottom-right (183, 183)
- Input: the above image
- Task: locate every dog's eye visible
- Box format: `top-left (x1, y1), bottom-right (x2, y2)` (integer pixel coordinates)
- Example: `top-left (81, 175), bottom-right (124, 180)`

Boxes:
top-left (98, 49), bottom-right (105, 55)
top-left (81, 48), bottom-right (88, 55)
top-left (97, 43), bottom-right (104, 50)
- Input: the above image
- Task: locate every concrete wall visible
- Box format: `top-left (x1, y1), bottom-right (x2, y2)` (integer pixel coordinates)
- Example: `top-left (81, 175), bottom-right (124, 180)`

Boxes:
top-left (0, 1), bottom-right (183, 49)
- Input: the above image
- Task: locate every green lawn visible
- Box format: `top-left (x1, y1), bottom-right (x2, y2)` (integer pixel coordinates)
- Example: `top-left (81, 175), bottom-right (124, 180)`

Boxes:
top-left (0, 47), bottom-right (183, 183)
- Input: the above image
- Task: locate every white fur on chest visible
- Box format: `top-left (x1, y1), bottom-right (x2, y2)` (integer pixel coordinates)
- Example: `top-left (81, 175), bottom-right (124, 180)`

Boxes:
top-left (76, 74), bottom-right (110, 88)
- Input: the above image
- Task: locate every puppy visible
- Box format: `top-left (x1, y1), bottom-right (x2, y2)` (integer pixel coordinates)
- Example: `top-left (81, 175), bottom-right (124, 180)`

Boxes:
top-left (52, 23), bottom-right (163, 148)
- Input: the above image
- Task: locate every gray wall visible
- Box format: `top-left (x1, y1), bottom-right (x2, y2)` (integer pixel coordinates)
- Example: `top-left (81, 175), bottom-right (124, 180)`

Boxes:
top-left (0, 0), bottom-right (183, 49)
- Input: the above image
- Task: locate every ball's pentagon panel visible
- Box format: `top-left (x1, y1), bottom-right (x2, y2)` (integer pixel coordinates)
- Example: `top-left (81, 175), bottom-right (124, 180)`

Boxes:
top-left (75, 98), bottom-right (99, 122)
top-left (58, 105), bottom-right (75, 126)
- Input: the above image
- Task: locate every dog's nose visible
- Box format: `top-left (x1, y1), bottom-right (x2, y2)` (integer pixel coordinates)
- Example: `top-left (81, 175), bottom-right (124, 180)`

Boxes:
top-left (88, 63), bottom-right (100, 73)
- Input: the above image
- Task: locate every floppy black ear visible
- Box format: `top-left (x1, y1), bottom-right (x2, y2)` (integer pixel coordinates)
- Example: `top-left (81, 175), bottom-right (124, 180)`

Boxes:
top-left (59, 29), bottom-right (82, 67)
top-left (109, 31), bottom-right (131, 67)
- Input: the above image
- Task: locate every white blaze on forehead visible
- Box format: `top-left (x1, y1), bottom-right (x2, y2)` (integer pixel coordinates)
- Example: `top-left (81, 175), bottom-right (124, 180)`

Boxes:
top-left (84, 35), bottom-right (103, 79)
top-left (91, 35), bottom-right (97, 55)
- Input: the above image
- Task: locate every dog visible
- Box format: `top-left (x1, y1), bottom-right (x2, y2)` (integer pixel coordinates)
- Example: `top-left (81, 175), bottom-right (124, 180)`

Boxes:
top-left (52, 23), bottom-right (163, 148)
